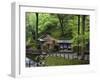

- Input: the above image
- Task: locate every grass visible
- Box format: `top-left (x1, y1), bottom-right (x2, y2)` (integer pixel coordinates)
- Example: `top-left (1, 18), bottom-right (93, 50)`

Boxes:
top-left (45, 56), bottom-right (89, 66)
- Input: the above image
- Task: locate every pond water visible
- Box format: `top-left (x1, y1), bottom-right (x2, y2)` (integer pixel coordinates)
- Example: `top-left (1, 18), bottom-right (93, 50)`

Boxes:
top-left (25, 57), bottom-right (37, 67)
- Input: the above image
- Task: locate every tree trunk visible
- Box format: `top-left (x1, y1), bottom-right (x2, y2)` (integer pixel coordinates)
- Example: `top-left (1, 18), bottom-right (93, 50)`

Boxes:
top-left (77, 15), bottom-right (80, 55)
top-left (57, 14), bottom-right (64, 36)
top-left (36, 13), bottom-right (38, 42)
top-left (81, 15), bottom-right (86, 60)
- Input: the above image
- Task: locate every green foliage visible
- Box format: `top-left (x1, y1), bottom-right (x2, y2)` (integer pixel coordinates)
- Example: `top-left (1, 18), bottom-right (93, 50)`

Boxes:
top-left (26, 12), bottom-right (90, 53)
top-left (26, 12), bottom-right (36, 45)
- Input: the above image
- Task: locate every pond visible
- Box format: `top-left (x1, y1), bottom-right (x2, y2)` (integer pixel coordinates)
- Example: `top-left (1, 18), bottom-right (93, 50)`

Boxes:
top-left (26, 57), bottom-right (37, 67)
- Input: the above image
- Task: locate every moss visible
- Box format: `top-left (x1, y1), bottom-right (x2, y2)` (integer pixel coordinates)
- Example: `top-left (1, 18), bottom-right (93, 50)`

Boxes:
top-left (45, 56), bottom-right (89, 66)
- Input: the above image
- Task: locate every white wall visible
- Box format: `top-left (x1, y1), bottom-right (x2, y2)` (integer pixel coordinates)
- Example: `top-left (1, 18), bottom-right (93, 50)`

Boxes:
top-left (0, 0), bottom-right (100, 80)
